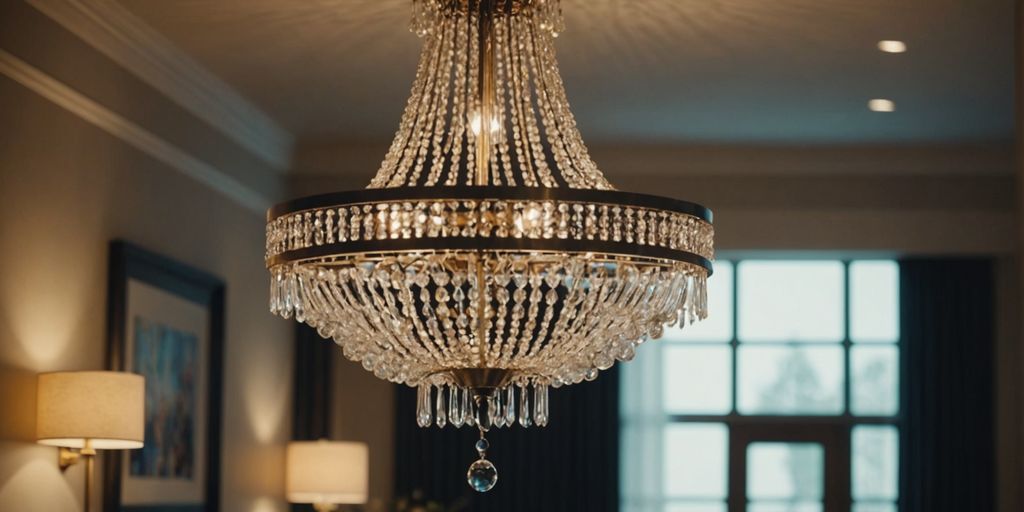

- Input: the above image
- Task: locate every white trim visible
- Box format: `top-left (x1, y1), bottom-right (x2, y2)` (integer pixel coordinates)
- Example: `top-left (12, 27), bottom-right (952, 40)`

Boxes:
top-left (0, 49), bottom-right (272, 213)
top-left (27, 0), bottom-right (294, 171)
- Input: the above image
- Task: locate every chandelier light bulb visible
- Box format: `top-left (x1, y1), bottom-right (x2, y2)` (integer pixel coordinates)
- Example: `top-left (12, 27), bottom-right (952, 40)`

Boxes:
top-left (469, 111), bottom-right (502, 138)
top-left (266, 0), bottom-right (714, 491)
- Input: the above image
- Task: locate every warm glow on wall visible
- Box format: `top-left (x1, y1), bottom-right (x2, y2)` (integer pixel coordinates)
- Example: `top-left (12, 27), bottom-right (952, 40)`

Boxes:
top-left (242, 346), bottom-right (290, 444)
top-left (0, 210), bottom-right (103, 369)
top-left (0, 451), bottom-right (79, 509)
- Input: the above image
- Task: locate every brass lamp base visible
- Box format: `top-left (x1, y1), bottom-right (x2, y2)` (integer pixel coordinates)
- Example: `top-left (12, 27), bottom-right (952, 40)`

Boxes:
top-left (58, 445), bottom-right (96, 471)
top-left (57, 442), bottom-right (97, 512)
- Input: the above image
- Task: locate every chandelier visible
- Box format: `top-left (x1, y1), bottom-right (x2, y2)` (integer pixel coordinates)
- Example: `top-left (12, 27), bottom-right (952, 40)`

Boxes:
top-left (266, 0), bottom-right (713, 492)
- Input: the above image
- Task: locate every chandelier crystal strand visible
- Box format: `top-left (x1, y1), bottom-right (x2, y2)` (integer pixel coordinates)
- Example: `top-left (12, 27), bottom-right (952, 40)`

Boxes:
top-left (266, 0), bottom-right (713, 493)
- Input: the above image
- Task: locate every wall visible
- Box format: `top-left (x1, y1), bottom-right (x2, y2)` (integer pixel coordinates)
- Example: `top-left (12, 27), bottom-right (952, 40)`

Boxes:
top-left (0, 4), bottom-right (293, 512)
top-left (330, 359), bottom-right (394, 508)
top-left (1015, 0), bottom-right (1024, 510)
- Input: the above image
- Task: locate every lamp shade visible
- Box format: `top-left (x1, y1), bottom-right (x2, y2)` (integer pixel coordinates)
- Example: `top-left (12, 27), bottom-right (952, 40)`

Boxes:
top-left (286, 440), bottom-right (369, 505)
top-left (36, 371), bottom-right (144, 450)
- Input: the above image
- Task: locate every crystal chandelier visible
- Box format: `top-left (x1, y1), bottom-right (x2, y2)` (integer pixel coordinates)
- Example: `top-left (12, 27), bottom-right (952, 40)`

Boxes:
top-left (266, 0), bottom-right (714, 492)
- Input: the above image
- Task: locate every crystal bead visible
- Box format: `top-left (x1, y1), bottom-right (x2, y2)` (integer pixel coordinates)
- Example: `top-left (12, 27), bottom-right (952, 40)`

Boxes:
top-left (269, 242), bottom-right (710, 432)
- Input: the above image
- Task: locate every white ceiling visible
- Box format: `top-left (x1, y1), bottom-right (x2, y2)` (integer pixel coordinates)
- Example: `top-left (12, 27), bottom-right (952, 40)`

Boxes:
top-left (118, 0), bottom-right (1016, 145)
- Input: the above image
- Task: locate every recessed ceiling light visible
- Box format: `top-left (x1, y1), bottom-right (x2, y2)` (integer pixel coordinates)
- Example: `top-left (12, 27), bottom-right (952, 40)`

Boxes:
top-left (869, 99), bottom-right (896, 112)
top-left (877, 40), bottom-right (907, 53)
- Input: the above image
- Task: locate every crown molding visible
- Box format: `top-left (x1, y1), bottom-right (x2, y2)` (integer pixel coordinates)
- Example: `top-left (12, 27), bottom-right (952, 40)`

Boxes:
top-left (0, 48), bottom-right (272, 213)
top-left (27, 0), bottom-right (294, 172)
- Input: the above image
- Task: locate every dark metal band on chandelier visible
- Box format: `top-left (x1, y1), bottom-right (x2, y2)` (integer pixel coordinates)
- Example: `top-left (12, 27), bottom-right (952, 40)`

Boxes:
top-left (268, 239), bottom-right (714, 274)
top-left (266, 187), bottom-right (715, 272)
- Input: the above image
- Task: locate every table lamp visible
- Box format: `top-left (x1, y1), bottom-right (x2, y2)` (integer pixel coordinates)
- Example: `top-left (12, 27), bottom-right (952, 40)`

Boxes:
top-left (37, 371), bottom-right (145, 512)
top-left (287, 440), bottom-right (369, 511)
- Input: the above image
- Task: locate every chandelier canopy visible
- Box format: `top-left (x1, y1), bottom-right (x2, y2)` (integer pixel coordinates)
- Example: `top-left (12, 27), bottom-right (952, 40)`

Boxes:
top-left (266, 0), bottom-right (714, 491)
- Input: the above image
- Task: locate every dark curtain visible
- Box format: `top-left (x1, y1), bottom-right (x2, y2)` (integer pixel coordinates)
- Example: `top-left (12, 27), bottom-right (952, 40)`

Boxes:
top-left (292, 324), bottom-right (334, 512)
top-left (394, 368), bottom-right (620, 512)
top-left (900, 259), bottom-right (995, 512)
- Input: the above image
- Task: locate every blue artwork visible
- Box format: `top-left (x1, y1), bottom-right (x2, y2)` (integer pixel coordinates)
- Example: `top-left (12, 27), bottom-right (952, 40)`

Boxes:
top-left (130, 317), bottom-right (198, 479)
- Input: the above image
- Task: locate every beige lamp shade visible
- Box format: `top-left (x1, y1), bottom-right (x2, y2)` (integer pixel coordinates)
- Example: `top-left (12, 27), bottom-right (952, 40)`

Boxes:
top-left (36, 371), bottom-right (145, 450)
top-left (287, 440), bottom-right (369, 505)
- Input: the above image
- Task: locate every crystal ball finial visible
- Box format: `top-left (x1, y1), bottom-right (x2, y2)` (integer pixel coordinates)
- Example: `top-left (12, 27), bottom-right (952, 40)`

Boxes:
top-left (467, 459), bottom-right (498, 492)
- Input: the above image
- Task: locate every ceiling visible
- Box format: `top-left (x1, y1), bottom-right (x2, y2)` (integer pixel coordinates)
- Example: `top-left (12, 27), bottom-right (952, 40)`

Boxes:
top-left (119, 0), bottom-right (1016, 145)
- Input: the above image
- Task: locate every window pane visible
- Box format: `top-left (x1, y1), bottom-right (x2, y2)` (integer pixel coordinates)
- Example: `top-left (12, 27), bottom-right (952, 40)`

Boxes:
top-left (737, 346), bottom-right (844, 415)
top-left (747, 443), bottom-right (824, 500)
top-left (850, 261), bottom-right (899, 343)
top-left (621, 424), bottom-right (662, 500)
top-left (851, 346), bottom-right (899, 416)
top-left (667, 262), bottom-right (734, 343)
top-left (738, 261), bottom-right (844, 343)
top-left (852, 503), bottom-right (897, 512)
top-left (748, 503), bottom-right (822, 512)
top-left (852, 426), bottom-right (899, 500)
top-left (665, 502), bottom-right (727, 512)
top-left (664, 346), bottom-right (732, 414)
top-left (664, 424), bottom-right (728, 498)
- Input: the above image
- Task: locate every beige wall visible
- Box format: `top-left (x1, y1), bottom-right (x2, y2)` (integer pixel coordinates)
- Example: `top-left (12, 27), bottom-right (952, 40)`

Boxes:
top-left (0, 4), bottom-right (293, 512)
top-left (331, 358), bottom-right (394, 508)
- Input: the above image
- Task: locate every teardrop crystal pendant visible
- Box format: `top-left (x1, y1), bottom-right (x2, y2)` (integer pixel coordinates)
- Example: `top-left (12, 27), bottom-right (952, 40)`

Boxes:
top-left (416, 383), bottom-right (432, 427)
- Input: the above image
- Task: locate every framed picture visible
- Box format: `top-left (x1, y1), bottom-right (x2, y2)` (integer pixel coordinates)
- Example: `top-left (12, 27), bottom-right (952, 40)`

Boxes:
top-left (103, 240), bottom-right (225, 512)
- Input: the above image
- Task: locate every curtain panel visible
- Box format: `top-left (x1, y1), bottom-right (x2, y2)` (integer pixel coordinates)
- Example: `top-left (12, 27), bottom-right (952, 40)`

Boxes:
top-left (394, 369), bottom-right (620, 512)
top-left (899, 258), bottom-right (995, 512)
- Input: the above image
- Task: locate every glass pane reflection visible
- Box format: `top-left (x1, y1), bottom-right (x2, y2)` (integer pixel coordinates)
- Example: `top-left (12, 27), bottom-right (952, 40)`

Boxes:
top-left (664, 423), bottom-right (729, 498)
top-left (852, 426), bottom-right (899, 500)
top-left (738, 346), bottom-right (844, 415)
top-left (664, 345), bottom-right (733, 414)
top-left (747, 443), bottom-right (824, 500)
top-left (665, 502), bottom-right (727, 512)
top-left (747, 503), bottom-right (823, 512)
top-left (851, 345), bottom-right (899, 416)
top-left (738, 261), bottom-right (844, 343)
top-left (850, 261), bottom-right (899, 343)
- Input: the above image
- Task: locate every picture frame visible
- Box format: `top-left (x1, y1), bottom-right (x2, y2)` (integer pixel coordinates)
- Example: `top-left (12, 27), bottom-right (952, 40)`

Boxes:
top-left (103, 240), bottom-right (225, 512)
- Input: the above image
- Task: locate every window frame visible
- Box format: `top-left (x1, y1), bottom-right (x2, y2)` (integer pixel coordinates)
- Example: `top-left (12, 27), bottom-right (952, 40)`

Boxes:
top-left (658, 259), bottom-right (902, 512)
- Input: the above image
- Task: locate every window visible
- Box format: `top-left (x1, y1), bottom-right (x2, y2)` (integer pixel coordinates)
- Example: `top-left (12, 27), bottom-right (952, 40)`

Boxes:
top-left (621, 260), bottom-right (900, 512)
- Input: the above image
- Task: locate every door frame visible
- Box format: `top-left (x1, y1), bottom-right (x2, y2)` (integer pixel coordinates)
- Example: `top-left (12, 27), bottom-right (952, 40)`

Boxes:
top-left (728, 421), bottom-right (851, 512)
